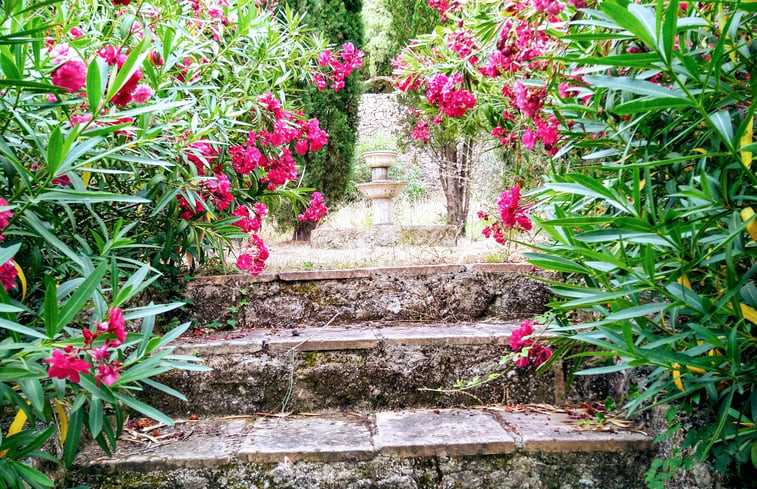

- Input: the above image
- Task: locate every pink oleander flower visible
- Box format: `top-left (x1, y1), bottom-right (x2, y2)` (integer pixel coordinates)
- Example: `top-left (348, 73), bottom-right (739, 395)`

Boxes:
top-left (522, 128), bottom-right (536, 150)
top-left (52, 174), bottom-right (71, 187)
top-left (532, 0), bottom-right (566, 16)
top-left (425, 73), bottom-right (476, 118)
top-left (514, 355), bottom-right (530, 367)
top-left (261, 148), bottom-right (297, 190)
top-left (497, 186), bottom-right (532, 231)
top-left (69, 114), bottom-right (93, 127)
top-left (529, 344), bottom-right (553, 367)
top-left (237, 253), bottom-right (253, 270)
top-left (298, 191), bottom-right (328, 223)
top-left (52, 60), bottom-right (87, 93)
top-left (229, 144), bottom-right (265, 175)
top-left (237, 234), bottom-right (269, 276)
top-left (314, 73), bottom-right (327, 90)
top-left (131, 84), bottom-right (153, 103)
top-left (411, 120), bottom-right (431, 142)
top-left (96, 307), bottom-right (126, 344)
top-left (509, 319), bottom-right (534, 351)
top-left (447, 29), bottom-right (479, 63)
top-left (69, 27), bottom-right (84, 39)
top-left (0, 260), bottom-right (17, 291)
top-left (110, 66), bottom-right (143, 106)
top-left (297, 119), bottom-right (328, 153)
top-left (46, 349), bottom-right (92, 383)
top-left (259, 92), bottom-right (284, 120)
top-left (0, 197), bottom-right (13, 230)
top-left (535, 115), bottom-right (559, 148)
top-left (428, 0), bottom-right (461, 21)
top-left (186, 141), bottom-right (219, 175)
top-left (95, 363), bottom-right (122, 386)
top-left (314, 43), bottom-right (363, 92)
top-left (232, 202), bottom-right (267, 233)
top-left (177, 194), bottom-right (205, 220)
top-left (511, 81), bottom-right (546, 119)
top-left (318, 50), bottom-right (332, 67)
top-left (203, 174), bottom-right (233, 211)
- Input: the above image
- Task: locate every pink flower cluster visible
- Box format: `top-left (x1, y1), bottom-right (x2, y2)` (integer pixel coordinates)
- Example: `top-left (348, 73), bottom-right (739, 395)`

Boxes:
top-left (49, 43), bottom-right (86, 93)
top-left (447, 29), bottom-right (479, 63)
top-left (314, 42), bottom-right (364, 92)
top-left (425, 73), bottom-right (476, 118)
top-left (509, 319), bottom-right (552, 367)
top-left (479, 185), bottom-right (532, 244)
top-left (508, 81), bottom-right (546, 118)
top-left (98, 45), bottom-right (150, 107)
top-left (0, 197), bottom-right (12, 243)
top-left (177, 141), bottom-right (231, 219)
top-left (0, 261), bottom-right (17, 293)
top-left (479, 19), bottom-right (552, 78)
top-left (298, 192), bottom-right (328, 223)
top-left (0, 197), bottom-right (17, 293)
top-left (47, 42), bottom-right (153, 108)
top-left (236, 234), bottom-right (269, 276)
top-left (227, 92), bottom-right (327, 191)
top-left (46, 307), bottom-right (126, 386)
top-left (532, 0), bottom-right (565, 17)
top-left (232, 203), bottom-right (268, 233)
top-left (411, 119), bottom-right (431, 142)
top-left (428, 0), bottom-right (461, 21)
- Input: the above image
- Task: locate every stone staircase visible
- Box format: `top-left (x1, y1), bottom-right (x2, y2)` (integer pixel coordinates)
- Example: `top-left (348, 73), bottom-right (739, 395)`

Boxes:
top-left (63, 264), bottom-right (656, 489)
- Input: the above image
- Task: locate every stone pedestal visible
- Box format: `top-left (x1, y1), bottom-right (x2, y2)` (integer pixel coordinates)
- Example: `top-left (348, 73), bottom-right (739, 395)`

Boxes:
top-left (356, 150), bottom-right (407, 226)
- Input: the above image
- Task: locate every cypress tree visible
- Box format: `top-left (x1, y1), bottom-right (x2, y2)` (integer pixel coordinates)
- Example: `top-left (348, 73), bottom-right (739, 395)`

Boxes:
top-left (281, 0), bottom-right (364, 240)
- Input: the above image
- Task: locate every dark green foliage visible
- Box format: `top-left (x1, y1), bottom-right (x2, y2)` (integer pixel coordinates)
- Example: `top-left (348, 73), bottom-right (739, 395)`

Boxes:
top-left (280, 0), bottom-right (364, 238)
top-left (384, 0), bottom-right (438, 58)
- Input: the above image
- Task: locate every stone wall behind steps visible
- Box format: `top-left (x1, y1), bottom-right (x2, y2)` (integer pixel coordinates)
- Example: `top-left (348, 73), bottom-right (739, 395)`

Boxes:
top-left (185, 264), bottom-right (552, 329)
top-left (357, 92), bottom-right (506, 202)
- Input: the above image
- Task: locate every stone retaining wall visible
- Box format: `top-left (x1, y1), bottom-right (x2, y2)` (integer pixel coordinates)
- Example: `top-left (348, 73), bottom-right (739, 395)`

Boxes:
top-left (185, 263), bottom-right (552, 329)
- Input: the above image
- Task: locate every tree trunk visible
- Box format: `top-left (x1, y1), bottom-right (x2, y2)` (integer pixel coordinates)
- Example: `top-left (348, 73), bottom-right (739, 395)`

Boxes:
top-left (292, 219), bottom-right (317, 241)
top-left (435, 139), bottom-right (473, 236)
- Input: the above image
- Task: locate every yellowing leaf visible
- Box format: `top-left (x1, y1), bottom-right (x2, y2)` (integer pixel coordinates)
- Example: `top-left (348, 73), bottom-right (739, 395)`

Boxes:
top-left (12, 260), bottom-right (26, 301)
top-left (677, 274), bottom-right (692, 289)
top-left (741, 207), bottom-right (757, 241)
top-left (742, 116), bottom-right (753, 169)
top-left (54, 399), bottom-right (68, 445)
top-left (672, 364), bottom-right (684, 391)
top-left (0, 408), bottom-right (28, 457)
top-left (686, 365), bottom-right (707, 375)
top-left (741, 303), bottom-right (757, 324)
top-left (82, 164), bottom-right (92, 188)
top-left (693, 148), bottom-right (707, 154)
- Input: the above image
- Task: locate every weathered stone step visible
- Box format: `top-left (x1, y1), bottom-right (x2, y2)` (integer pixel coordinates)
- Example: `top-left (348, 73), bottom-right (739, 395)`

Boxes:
top-left (144, 322), bottom-right (613, 417)
top-left (65, 408), bottom-right (654, 489)
top-left (185, 263), bottom-right (553, 328)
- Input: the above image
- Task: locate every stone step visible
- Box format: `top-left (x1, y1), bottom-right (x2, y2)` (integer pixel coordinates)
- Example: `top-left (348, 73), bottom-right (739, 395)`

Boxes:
top-left (65, 407), bottom-right (654, 489)
top-left (143, 321), bottom-right (614, 416)
top-left (184, 263), bottom-right (553, 328)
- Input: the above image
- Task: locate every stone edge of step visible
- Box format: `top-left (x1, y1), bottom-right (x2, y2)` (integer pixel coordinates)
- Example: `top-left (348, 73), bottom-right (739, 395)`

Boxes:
top-left (189, 262), bottom-right (536, 285)
top-left (169, 321), bottom-right (552, 356)
top-left (81, 408), bottom-right (654, 471)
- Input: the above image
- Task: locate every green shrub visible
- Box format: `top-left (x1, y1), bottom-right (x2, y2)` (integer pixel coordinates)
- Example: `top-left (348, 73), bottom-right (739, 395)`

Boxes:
top-left (392, 0), bottom-right (757, 483)
top-left (0, 0), bottom-right (341, 484)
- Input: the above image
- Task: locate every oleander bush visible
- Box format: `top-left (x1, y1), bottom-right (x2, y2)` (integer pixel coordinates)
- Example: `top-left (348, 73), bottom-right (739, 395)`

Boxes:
top-left (396, 0), bottom-right (756, 485)
top-left (0, 0), bottom-right (359, 485)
